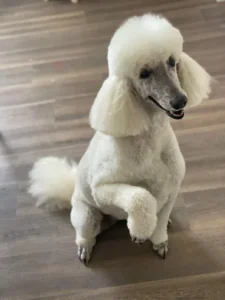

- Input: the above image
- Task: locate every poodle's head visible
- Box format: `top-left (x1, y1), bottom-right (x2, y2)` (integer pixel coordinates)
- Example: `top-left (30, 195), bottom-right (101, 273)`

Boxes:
top-left (90, 14), bottom-right (211, 137)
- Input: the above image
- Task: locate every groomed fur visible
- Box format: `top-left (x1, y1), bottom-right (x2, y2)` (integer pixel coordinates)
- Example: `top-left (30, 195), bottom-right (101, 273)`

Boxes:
top-left (178, 52), bottom-right (211, 107)
top-left (90, 15), bottom-right (183, 137)
top-left (29, 13), bottom-right (211, 263)
top-left (89, 76), bottom-right (151, 137)
top-left (28, 157), bottom-right (77, 210)
top-left (90, 14), bottom-right (211, 137)
top-left (108, 14), bottom-right (183, 77)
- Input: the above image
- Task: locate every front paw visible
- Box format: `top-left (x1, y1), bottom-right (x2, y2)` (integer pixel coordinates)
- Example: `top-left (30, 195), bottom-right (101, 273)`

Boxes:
top-left (127, 214), bottom-right (157, 242)
top-left (153, 241), bottom-right (168, 259)
top-left (76, 236), bottom-right (96, 266)
top-left (131, 235), bottom-right (146, 245)
top-left (78, 246), bottom-right (92, 265)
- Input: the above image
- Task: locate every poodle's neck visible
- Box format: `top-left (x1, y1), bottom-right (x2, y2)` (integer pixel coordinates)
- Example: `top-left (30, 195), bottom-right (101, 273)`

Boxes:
top-left (122, 108), bottom-right (170, 142)
top-left (136, 93), bottom-right (171, 137)
top-left (114, 110), bottom-right (170, 151)
top-left (146, 104), bottom-right (170, 135)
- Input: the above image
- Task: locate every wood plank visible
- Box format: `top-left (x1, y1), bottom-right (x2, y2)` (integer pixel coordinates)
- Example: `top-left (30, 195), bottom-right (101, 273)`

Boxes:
top-left (1, 227), bottom-right (225, 300)
top-left (183, 187), bottom-right (225, 230)
top-left (41, 272), bottom-right (225, 300)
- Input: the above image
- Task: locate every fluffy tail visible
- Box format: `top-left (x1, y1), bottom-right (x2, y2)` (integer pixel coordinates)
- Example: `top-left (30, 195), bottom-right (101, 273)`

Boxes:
top-left (28, 157), bottom-right (77, 210)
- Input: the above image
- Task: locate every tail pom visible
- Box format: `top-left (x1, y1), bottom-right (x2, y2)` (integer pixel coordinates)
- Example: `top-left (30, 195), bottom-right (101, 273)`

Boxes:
top-left (28, 157), bottom-right (77, 210)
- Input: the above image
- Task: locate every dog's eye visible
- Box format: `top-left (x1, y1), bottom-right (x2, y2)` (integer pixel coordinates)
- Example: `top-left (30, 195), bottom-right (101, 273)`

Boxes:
top-left (168, 56), bottom-right (176, 67)
top-left (140, 69), bottom-right (152, 79)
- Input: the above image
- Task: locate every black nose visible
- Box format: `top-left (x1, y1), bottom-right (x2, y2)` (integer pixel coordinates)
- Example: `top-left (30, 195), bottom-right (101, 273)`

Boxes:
top-left (170, 95), bottom-right (187, 110)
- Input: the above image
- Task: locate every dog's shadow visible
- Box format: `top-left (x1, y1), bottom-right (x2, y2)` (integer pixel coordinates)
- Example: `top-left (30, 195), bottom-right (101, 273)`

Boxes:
top-left (49, 209), bottom-right (222, 284)
top-left (87, 216), bottom-right (222, 284)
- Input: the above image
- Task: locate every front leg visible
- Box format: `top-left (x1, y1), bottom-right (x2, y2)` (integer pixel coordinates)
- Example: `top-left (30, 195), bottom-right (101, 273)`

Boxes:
top-left (150, 197), bottom-right (176, 259)
top-left (94, 184), bottom-right (157, 243)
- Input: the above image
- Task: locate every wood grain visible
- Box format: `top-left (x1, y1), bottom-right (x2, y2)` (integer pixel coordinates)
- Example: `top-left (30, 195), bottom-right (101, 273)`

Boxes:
top-left (0, 0), bottom-right (225, 299)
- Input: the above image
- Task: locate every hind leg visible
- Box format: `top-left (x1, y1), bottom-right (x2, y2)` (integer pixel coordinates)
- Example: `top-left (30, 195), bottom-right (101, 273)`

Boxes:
top-left (70, 201), bottom-right (103, 265)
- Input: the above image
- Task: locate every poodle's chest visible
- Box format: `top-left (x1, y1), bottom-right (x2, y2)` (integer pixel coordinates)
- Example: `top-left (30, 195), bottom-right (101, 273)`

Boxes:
top-left (117, 141), bottom-right (186, 203)
top-left (93, 148), bottom-right (185, 218)
top-left (133, 148), bottom-right (185, 186)
top-left (124, 148), bottom-right (185, 212)
top-left (90, 128), bottom-right (185, 199)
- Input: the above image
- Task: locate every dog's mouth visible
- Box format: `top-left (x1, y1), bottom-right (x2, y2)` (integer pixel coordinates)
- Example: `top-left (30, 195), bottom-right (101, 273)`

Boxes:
top-left (166, 109), bottom-right (184, 120)
top-left (147, 96), bottom-right (184, 120)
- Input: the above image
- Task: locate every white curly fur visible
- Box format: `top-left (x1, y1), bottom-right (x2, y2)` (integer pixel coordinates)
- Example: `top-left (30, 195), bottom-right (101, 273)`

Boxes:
top-left (29, 157), bottom-right (77, 210)
top-left (29, 13), bottom-right (211, 263)
top-left (108, 14), bottom-right (183, 77)
top-left (178, 52), bottom-right (211, 107)
top-left (89, 76), bottom-right (151, 137)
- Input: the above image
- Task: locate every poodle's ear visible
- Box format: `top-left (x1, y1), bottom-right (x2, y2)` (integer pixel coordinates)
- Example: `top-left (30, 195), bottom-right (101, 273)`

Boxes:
top-left (178, 52), bottom-right (211, 107)
top-left (89, 76), bottom-right (150, 137)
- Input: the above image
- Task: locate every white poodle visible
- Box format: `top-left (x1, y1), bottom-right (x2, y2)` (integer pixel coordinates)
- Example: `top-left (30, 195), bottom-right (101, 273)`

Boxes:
top-left (29, 14), bottom-right (211, 264)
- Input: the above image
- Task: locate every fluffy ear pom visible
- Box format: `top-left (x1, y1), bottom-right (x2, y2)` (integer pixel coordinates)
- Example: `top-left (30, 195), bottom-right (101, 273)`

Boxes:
top-left (89, 76), bottom-right (150, 137)
top-left (178, 52), bottom-right (211, 107)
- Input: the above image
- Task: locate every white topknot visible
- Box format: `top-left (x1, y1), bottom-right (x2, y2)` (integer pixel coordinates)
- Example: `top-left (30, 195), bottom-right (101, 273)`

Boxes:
top-left (108, 14), bottom-right (183, 77)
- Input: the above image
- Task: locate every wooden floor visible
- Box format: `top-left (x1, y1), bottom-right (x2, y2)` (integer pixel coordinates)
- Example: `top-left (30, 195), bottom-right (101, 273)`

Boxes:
top-left (1, 0), bottom-right (225, 299)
